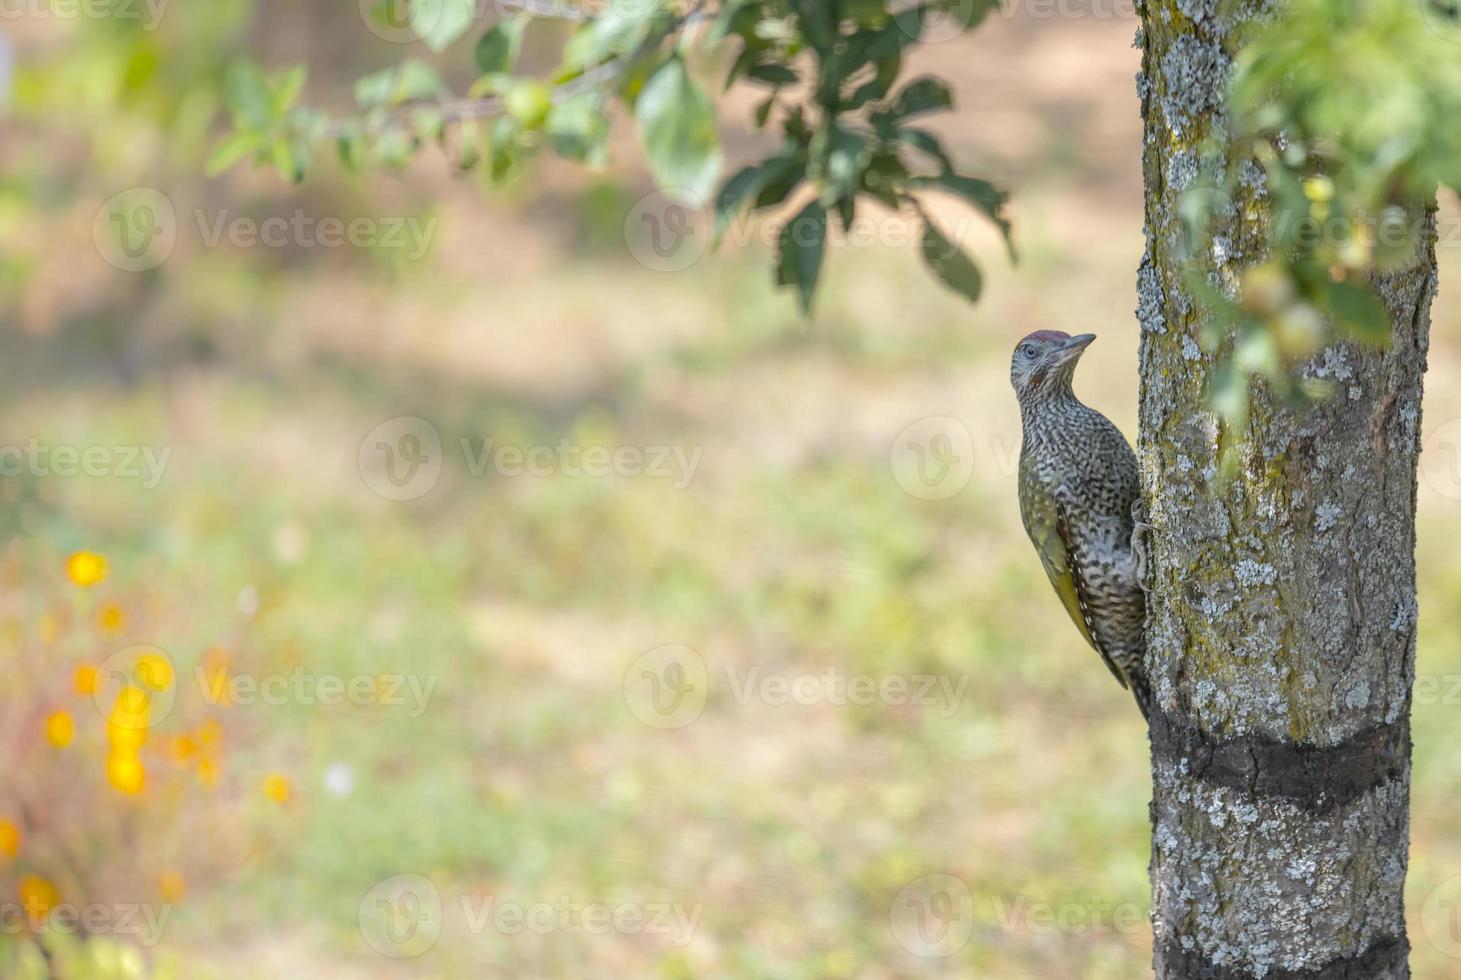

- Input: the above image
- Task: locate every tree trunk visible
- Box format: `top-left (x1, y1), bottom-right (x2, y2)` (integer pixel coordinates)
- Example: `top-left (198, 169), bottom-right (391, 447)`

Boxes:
top-left (1134, 1), bottom-right (1437, 977)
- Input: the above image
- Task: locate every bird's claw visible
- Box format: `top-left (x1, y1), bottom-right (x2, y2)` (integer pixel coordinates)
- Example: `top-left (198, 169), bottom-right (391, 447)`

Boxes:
top-left (1131, 498), bottom-right (1154, 594)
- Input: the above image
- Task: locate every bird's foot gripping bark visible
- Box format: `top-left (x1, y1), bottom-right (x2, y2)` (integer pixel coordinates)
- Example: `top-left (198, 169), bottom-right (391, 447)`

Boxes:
top-left (1130, 498), bottom-right (1154, 595)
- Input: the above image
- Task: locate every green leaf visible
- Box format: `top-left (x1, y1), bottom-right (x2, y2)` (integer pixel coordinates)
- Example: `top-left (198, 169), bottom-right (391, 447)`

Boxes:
top-left (887, 76), bottom-right (953, 119)
top-left (547, 90), bottom-right (610, 164)
top-left (475, 17), bottom-right (527, 74)
top-left (225, 60), bottom-right (274, 129)
top-left (562, 5), bottom-right (658, 72)
top-left (894, 128), bottom-right (952, 170)
top-left (777, 201), bottom-right (827, 315)
top-left (411, 0), bottom-right (475, 52)
top-left (413, 107), bottom-right (446, 144)
top-left (635, 57), bottom-right (723, 199)
top-left (713, 158), bottom-right (802, 240)
top-left (710, 0), bottom-right (760, 42)
top-left (271, 137), bottom-right (309, 184)
top-left (355, 60), bottom-right (445, 109)
top-left (205, 131), bottom-right (259, 177)
top-left (747, 63), bottom-right (799, 86)
top-left (489, 116), bottom-right (520, 184)
top-left (336, 132), bottom-right (366, 174)
top-left (273, 65), bottom-right (307, 115)
top-left (920, 218), bottom-right (982, 302)
top-left (1323, 279), bottom-right (1393, 343)
top-left (911, 171), bottom-right (1014, 258)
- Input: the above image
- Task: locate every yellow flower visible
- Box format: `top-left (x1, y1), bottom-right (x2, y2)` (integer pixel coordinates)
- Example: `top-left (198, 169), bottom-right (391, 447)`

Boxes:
top-left (263, 773), bottom-right (291, 805)
top-left (134, 651), bottom-right (173, 692)
top-left (44, 711), bottom-right (74, 749)
top-left (97, 602), bottom-right (126, 632)
top-left (197, 756), bottom-right (221, 790)
top-left (158, 870), bottom-right (186, 904)
top-left (107, 749), bottom-right (146, 795)
top-left (65, 551), bottom-right (107, 587)
top-left (0, 819), bottom-right (20, 858)
top-left (73, 665), bottom-right (98, 696)
top-left (197, 718), bottom-right (222, 750)
top-left (37, 613), bottom-right (61, 645)
top-left (107, 688), bottom-right (151, 748)
top-left (17, 876), bottom-right (59, 920)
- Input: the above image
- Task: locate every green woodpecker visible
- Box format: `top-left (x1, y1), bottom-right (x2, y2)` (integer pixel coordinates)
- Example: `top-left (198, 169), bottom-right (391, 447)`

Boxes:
top-left (1012, 331), bottom-right (1152, 720)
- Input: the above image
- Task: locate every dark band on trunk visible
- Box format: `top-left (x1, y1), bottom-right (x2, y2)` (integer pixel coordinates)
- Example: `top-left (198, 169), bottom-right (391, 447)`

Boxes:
top-left (1158, 933), bottom-right (1408, 979)
top-left (1149, 709), bottom-right (1409, 813)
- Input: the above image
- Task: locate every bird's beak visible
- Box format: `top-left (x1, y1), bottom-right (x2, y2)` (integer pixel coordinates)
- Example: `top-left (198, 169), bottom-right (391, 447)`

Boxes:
top-left (1052, 333), bottom-right (1096, 364)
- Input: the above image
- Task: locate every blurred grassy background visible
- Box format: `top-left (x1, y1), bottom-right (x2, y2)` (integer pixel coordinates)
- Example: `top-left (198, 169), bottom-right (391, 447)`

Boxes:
top-left (2, 2), bottom-right (1461, 978)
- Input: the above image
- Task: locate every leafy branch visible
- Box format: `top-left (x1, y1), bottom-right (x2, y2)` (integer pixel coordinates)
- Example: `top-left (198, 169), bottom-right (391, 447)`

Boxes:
top-left (209, 0), bottom-right (1014, 313)
top-left (1179, 0), bottom-right (1459, 454)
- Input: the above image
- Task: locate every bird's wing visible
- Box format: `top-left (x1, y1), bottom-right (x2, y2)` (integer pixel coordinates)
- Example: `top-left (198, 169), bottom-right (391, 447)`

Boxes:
top-left (1020, 475), bottom-right (1130, 690)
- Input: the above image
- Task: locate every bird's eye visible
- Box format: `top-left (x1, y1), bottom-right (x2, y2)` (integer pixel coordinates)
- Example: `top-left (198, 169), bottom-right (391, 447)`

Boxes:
top-left (1018, 344), bottom-right (1036, 358)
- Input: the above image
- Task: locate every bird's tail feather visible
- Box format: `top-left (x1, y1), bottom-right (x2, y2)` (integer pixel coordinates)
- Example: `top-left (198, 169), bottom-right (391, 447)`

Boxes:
top-left (1128, 672), bottom-right (1154, 725)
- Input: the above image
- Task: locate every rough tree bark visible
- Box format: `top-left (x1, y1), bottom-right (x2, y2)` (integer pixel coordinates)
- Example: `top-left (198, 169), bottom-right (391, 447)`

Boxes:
top-left (1134, 1), bottom-right (1437, 977)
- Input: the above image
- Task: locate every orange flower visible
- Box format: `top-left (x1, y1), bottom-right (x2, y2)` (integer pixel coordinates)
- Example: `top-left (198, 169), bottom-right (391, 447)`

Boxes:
top-left (166, 735), bottom-right (199, 765)
top-left (197, 756), bottom-right (221, 790)
top-left (44, 710), bottom-right (74, 748)
top-left (263, 773), bottom-right (291, 805)
top-left (17, 876), bottom-right (59, 920)
top-left (158, 870), bottom-right (186, 904)
top-left (65, 551), bottom-right (107, 587)
top-left (107, 749), bottom-right (146, 795)
top-left (96, 602), bottom-right (126, 632)
top-left (73, 665), bottom-right (98, 696)
top-left (0, 819), bottom-right (19, 858)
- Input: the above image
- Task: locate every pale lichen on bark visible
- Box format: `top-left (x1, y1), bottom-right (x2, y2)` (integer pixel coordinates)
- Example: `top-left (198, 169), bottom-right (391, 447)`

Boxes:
top-left (1133, 0), bottom-right (1433, 974)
